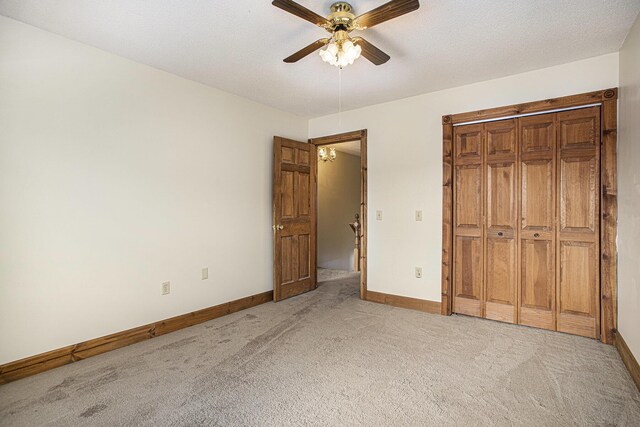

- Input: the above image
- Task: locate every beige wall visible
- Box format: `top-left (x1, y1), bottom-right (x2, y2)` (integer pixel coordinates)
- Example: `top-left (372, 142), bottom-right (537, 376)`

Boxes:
top-left (310, 53), bottom-right (619, 302)
top-left (618, 12), bottom-right (640, 361)
top-left (318, 152), bottom-right (361, 271)
top-left (0, 17), bottom-right (307, 364)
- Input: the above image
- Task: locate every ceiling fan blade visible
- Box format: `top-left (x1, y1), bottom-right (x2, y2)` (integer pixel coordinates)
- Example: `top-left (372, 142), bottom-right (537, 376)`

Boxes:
top-left (354, 0), bottom-right (420, 29)
top-left (353, 37), bottom-right (390, 65)
top-left (284, 39), bottom-right (330, 63)
top-left (272, 0), bottom-right (330, 27)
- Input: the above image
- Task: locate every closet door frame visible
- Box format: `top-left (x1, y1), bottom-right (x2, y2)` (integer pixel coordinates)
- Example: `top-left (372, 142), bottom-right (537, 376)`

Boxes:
top-left (441, 88), bottom-right (618, 344)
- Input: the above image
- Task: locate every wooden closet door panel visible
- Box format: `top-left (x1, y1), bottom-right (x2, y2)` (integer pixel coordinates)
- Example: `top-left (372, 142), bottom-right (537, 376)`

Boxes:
top-left (486, 121), bottom-right (517, 156)
top-left (559, 111), bottom-right (598, 151)
top-left (486, 162), bottom-right (516, 229)
top-left (559, 241), bottom-right (597, 320)
top-left (454, 236), bottom-right (483, 316)
top-left (455, 124), bottom-right (483, 161)
top-left (520, 239), bottom-right (555, 329)
top-left (518, 115), bottom-right (556, 330)
top-left (521, 160), bottom-right (554, 231)
top-left (559, 157), bottom-right (597, 234)
top-left (453, 124), bottom-right (484, 317)
top-left (556, 107), bottom-right (600, 338)
top-left (455, 164), bottom-right (483, 232)
top-left (485, 120), bottom-right (517, 323)
top-left (485, 237), bottom-right (516, 322)
top-left (521, 117), bottom-right (554, 154)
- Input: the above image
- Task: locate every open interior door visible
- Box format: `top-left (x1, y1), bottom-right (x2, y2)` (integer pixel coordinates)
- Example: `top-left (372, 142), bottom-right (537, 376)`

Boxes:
top-left (273, 137), bottom-right (317, 301)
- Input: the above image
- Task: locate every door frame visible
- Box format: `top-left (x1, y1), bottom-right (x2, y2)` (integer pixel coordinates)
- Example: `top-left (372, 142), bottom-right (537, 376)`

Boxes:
top-left (441, 88), bottom-right (618, 344)
top-left (309, 130), bottom-right (368, 299)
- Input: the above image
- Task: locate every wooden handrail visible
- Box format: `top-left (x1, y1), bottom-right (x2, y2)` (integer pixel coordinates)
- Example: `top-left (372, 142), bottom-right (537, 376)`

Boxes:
top-left (349, 213), bottom-right (361, 272)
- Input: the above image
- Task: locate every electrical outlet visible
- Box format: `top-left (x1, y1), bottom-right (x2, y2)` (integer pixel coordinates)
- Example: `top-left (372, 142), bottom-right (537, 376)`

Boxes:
top-left (376, 210), bottom-right (383, 221)
top-left (415, 267), bottom-right (422, 279)
top-left (415, 210), bottom-right (423, 221)
top-left (202, 267), bottom-right (209, 280)
top-left (162, 281), bottom-right (170, 295)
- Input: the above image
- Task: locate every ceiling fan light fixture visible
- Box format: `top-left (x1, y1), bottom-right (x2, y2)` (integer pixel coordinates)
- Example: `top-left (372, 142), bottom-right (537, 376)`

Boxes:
top-left (319, 39), bottom-right (362, 68)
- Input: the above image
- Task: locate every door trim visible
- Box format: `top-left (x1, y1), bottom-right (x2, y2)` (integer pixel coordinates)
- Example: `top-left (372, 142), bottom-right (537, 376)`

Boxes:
top-left (309, 130), bottom-right (368, 299)
top-left (441, 88), bottom-right (618, 344)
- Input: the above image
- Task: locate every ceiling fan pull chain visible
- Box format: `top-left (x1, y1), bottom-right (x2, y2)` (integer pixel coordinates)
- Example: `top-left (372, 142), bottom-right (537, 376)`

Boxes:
top-left (338, 65), bottom-right (342, 131)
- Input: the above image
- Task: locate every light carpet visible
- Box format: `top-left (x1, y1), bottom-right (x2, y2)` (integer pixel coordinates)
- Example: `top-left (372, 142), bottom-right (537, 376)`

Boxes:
top-left (317, 268), bottom-right (355, 282)
top-left (1, 272), bottom-right (639, 426)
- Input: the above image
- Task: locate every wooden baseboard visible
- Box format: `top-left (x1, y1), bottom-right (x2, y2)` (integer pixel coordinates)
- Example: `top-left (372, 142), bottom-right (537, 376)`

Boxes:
top-left (0, 290), bottom-right (273, 385)
top-left (615, 330), bottom-right (640, 392)
top-left (366, 290), bottom-right (441, 314)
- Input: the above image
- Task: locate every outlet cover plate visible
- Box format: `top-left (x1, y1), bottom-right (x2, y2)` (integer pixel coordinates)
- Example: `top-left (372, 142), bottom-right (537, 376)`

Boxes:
top-left (162, 281), bottom-right (170, 295)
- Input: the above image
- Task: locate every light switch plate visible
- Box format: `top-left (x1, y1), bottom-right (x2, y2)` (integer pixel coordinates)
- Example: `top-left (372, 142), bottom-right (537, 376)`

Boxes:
top-left (415, 267), bottom-right (422, 279)
top-left (162, 281), bottom-right (170, 295)
top-left (202, 267), bottom-right (209, 280)
top-left (376, 210), bottom-right (383, 221)
top-left (415, 210), bottom-right (423, 221)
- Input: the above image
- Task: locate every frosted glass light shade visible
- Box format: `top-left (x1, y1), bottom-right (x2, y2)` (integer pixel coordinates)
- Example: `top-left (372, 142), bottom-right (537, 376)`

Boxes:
top-left (319, 40), bottom-right (361, 68)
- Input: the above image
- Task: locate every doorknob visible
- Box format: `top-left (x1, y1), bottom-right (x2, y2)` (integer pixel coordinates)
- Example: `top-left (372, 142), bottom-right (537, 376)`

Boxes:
top-left (272, 224), bottom-right (284, 231)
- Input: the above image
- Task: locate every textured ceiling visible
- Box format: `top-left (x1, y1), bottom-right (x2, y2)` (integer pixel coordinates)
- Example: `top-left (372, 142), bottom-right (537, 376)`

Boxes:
top-left (1, 0), bottom-right (639, 118)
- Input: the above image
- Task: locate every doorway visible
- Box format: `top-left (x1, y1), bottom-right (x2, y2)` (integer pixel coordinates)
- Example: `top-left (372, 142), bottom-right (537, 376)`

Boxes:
top-left (311, 130), bottom-right (368, 299)
top-left (272, 130), bottom-right (367, 302)
top-left (315, 140), bottom-right (361, 286)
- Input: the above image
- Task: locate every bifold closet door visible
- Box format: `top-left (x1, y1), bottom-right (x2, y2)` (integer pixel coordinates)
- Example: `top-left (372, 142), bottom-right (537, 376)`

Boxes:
top-left (518, 114), bottom-right (557, 331)
top-left (556, 107), bottom-right (600, 338)
top-left (484, 120), bottom-right (518, 323)
top-left (453, 107), bottom-right (602, 339)
top-left (453, 124), bottom-right (484, 317)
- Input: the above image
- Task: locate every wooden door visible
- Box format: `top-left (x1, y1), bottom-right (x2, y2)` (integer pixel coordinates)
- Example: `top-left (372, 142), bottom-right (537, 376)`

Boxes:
top-left (518, 114), bottom-right (556, 331)
top-left (273, 137), bottom-right (317, 302)
top-left (453, 124), bottom-right (484, 317)
top-left (556, 107), bottom-right (600, 338)
top-left (484, 120), bottom-right (518, 323)
top-left (452, 105), bottom-right (603, 339)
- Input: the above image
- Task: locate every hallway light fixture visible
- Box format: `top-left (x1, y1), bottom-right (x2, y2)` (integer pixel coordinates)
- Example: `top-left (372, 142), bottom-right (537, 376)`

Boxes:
top-left (318, 146), bottom-right (337, 162)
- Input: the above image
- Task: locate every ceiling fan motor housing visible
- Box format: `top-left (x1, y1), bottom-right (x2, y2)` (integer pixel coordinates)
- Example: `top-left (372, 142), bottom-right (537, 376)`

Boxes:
top-left (328, 2), bottom-right (356, 31)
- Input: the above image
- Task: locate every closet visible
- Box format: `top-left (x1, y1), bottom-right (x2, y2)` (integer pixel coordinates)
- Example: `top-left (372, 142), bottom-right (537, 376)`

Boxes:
top-left (452, 106), bottom-right (601, 339)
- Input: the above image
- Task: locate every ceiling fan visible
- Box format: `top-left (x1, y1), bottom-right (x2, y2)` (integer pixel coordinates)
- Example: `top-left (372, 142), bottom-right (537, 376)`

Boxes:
top-left (272, 0), bottom-right (420, 67)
